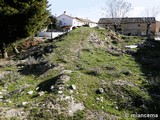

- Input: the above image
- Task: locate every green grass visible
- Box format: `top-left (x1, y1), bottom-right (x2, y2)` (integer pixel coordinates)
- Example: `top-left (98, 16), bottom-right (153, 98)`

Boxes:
top-left (1, 27), bottom-right (158, 119)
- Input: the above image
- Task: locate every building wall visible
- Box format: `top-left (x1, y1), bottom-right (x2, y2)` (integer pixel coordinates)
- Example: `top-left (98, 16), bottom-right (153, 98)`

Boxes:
top-left (98, 23), bottom-right (110, 28)
top-left (156, 21), bottom-right (160, 33)
top-left (122, 23), bottom-right (156, 35)
top-left (98, 17), bottom-right (158, 36)
top-left (57, 14), bottom-right (97, 30)
top-left (57, 14), bottom-right (73, 27)
top-left (57, 14), bottom-right (85, 28)
top-left (122, 23), bottom-right (144, 35)
top-left (98, 22), bottom-right (156, 36)
top-left (72, 19), bottom-right (84, 27)
top-left (89, 23), bottom-right (97, 28)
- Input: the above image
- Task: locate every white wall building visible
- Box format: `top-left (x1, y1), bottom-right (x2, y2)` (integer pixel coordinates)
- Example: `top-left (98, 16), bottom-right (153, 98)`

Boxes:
top-left (57, 11), bottom-right (97, 31)
top-left (75, 17), bottom-right (97, 28)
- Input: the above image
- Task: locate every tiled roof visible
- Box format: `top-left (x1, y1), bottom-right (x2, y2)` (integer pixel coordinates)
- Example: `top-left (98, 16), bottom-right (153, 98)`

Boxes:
top-left (75, 17), bottom-right (96, 23)
top-left (57, 13), bottom-right (96, 23)
top-left (57, 14), bottom-right (75, 19)
top-left (98, 17), bottom-right (156, 24)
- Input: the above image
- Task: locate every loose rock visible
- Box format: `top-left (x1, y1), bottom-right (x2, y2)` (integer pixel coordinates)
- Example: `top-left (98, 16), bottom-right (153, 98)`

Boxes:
top-left (58, 91), bottom-right (63, 94)
top-left (61, 70), bottom-right (73, 74)
top-left (59, 74), bottom-right (70, 82)
top-left (27, 91), bottom-right (33, 95)
top-left (96, 88), bottom-right (104, 94)
top-left (70, 85), bottom-right (76, 90)
top-left (22, 102), bottom-right (28, 106)
top-left (0, 96), bottom-right (3, 99)
top-left (38, 91), bottom-right (45, 96)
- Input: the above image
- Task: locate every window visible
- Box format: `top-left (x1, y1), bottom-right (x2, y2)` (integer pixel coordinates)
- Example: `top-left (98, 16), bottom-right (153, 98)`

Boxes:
top-left (59, 20), bottom-right (62, 25)
top-left (138, 24), bottom-right (140, 27)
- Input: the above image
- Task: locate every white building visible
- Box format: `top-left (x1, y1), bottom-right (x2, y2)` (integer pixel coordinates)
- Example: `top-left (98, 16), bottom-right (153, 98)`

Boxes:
top-left (75, 17), bottom-right (97, 28)
top-left (57, 11), bottom-right (97, 31)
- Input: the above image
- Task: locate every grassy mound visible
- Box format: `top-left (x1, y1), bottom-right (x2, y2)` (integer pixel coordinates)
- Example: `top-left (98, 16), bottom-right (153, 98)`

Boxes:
top-left (0, 27), bottom-right (159, 119)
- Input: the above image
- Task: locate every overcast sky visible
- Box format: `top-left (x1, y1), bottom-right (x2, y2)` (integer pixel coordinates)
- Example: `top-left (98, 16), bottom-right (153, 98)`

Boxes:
top-left (48, 0), bottom-right (160, 22)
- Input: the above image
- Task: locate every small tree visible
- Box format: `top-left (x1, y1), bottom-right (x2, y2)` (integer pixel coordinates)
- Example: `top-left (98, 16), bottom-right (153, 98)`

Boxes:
top-left (103, 0), bottom-right (132, 32)
top-left (142, 6), bottom-right (160, 36)
top-left (143, 6), bottom-right (160, 18)
top-left (48, 15), bottom-right (58, 31)
top-left (0, 0), bottom-right (49, 58)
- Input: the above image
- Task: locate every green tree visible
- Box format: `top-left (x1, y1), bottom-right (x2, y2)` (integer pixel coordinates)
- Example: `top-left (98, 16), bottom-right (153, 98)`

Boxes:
top-left (0, 0), bottom-right (49, 58)
top-left (48, 15), bottom-right (58, 31)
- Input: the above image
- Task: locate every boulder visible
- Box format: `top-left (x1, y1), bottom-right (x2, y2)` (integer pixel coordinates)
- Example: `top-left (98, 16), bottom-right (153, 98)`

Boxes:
top-left (70, 85), bottom-right (76, 90)
top-left (96, 88), bottom-right (104, 94)
top-left (27, 91), bottom-right (33, 95)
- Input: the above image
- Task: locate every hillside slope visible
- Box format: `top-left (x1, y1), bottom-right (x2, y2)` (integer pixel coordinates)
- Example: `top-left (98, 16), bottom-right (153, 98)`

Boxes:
top-left (0, 27), bottom-right (160, 119)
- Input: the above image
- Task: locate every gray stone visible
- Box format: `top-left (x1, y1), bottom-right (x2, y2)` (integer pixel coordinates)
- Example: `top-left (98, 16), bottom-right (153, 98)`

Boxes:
top-left (36, 87), bottom-right (39, 91)
top-left (61, 70), bottom-right (73, 74)
top-left (22, 102), bottom-right (28, 106)
top-left (27, 91), bottom-right (33, 95)
top-left (58, 86), bottom-right (64, 90)
top-left (6, 99), bottom-right (12, 103)
top-left (96, 97), bottom-right (104, 102)
top-left (59, 74), bottom-right (70, 82)
top-left (68, 99), bottom-right (85, 116)
top-left (38, 91), bottom-right (45, 96)
top-left (69, 90), bottom-right (74, 94)
top-left (70, 85), bottom-right (76, 90)
top-left (50, 86), bottom-right (54, 90)
top-left (97, 88), bottom-right (104, 94)
top-left (0, 96), bottom-right (3, 99)
top-left (96, 97), bottom-right (100, 101)
top-left (58, 91), bottom-right (63, 94)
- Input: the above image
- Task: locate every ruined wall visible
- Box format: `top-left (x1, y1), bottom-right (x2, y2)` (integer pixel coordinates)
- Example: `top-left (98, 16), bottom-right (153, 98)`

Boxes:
top-left (155, 21), bottom-right (160, 33)
top-left (98, 17), bottom-right (157, 36)
top-left (122, 23), bottom-right (156, 36)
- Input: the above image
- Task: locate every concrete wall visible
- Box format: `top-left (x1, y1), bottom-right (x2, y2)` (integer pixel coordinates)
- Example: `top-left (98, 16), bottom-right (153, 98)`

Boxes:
top-left (72, 19), bottom-right (84, 27)
top-left (37, 32), bottom-right (64, 38)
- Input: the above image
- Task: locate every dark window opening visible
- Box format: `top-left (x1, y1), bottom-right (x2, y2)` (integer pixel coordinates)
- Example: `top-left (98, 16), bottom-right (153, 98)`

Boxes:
top-left (117, 27), bottom-right (122, 31)
top-left (128, 33), bottom-right (131, 36)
